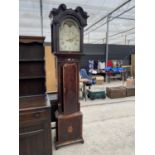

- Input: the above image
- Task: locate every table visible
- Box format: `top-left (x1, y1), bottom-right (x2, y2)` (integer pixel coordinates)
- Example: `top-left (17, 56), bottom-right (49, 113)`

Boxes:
top-left (105, 69), bottom-right (127, 82)
top-left (122, 65), bottom-right (132, 77)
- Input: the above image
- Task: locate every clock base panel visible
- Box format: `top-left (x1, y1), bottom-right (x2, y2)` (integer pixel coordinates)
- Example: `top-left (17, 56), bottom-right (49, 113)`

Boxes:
top-left (55, 111), bottom-right (84, 149)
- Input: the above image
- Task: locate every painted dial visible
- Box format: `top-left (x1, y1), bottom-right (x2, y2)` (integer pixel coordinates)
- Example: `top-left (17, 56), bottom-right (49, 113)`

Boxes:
top-left (59, 19), bottom-right (80, 52)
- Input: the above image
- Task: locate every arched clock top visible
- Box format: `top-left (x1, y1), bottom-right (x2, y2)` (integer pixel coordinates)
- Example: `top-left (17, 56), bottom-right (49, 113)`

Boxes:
top-left (49, 4), bottom-right (88, 27)
top-left (49, 4), bottom-right (88, 53)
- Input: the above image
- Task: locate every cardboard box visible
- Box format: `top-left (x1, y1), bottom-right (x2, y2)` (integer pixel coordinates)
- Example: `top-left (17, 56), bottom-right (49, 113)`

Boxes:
top-left (125, 78), bottom-right (135, 87)
top-left (93, 76), bottom-right (104, 85)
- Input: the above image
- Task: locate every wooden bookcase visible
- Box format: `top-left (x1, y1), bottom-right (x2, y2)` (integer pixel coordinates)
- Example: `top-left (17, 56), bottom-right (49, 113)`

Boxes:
top-left (19, 36), bottom-right (46, 96)
top-left (19, 36), bottom-right (52, 155)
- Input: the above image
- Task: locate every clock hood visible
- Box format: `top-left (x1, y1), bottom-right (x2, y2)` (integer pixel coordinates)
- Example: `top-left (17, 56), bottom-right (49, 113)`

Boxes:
top-left (49, 4), bottom-right (89, 27)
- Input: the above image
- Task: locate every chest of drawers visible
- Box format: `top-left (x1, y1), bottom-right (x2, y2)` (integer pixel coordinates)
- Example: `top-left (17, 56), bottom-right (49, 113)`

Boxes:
top-left (19, 95), bottom-right (52, 155)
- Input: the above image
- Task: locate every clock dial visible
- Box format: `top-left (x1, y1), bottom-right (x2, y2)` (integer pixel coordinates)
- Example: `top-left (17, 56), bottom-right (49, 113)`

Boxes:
top-left (59, 19), bottom-right (80, 52)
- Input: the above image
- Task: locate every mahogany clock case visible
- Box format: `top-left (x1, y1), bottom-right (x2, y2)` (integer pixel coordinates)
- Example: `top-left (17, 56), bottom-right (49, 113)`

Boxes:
top-left (49, 4), bottom-right (88, 149)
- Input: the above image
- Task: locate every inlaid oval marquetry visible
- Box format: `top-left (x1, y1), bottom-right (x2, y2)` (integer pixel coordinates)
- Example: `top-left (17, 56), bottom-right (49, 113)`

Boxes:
top-left (68, 126), bottom-right (73, 133)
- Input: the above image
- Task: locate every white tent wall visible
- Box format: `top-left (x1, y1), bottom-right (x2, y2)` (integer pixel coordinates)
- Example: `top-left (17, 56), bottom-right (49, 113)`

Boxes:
top-left (19, 0), bottom-right (42, 36)
top-left (19, 0), bottom-right (135, 45)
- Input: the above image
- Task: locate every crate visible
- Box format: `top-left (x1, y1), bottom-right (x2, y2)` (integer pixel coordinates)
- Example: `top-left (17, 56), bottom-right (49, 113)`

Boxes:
top-left (126, 86), bottom-right (135, 96)
top-left (106, 86), bottom-right (126, 99)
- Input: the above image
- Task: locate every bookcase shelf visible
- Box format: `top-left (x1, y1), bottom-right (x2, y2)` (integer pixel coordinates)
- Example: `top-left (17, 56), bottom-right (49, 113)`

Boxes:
top-left (19, 59), bottom-right (44, 62)
top-left (19, 36), bottom-right (46, 97)
top-left (19, 76), bottom-right (45, 80)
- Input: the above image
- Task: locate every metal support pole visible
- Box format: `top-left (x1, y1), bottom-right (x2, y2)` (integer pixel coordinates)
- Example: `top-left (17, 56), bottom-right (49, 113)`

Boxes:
top-left (40, 0), bottom-right (43, 36)
top-left (125, 35), bottom-right (127, 45)
top-left (111, 16), bottom-right (135, 21)
top-left (85, 0), bottom-right (132, 32)
top-left (85, 6), bottom-right (135, 36)
top-left (88, 33), bottom-right (90, 43)
top-left (105, 16), bottom-right (110, 82)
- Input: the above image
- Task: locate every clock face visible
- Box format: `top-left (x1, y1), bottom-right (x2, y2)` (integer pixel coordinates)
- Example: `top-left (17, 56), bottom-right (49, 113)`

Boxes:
top-left (59, 19), bottom-right (80, 52)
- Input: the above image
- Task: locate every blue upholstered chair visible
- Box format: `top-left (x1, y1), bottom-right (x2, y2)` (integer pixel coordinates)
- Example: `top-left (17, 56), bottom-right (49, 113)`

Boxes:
top-left (80, 69), bottom-right (96, 87)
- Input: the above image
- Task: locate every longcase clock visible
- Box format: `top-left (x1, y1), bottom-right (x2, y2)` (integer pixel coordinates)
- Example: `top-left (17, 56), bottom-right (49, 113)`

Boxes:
top-left (49, 4), bottom-right (88, 149)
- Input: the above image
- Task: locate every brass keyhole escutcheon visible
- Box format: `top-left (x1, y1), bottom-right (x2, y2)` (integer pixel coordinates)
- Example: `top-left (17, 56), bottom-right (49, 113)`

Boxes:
top-left (68, 126), bottom-right (73, 133)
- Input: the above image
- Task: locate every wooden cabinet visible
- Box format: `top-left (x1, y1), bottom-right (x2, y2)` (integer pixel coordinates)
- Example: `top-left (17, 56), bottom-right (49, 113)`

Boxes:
top-left (19, 95), bottom-right (52, 155)
top-left (19, 36), bottom-right (52, 155)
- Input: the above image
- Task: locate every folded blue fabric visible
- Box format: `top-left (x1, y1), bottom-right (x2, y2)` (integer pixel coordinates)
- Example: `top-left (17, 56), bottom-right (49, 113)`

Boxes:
top-left (105, 67), bottom-right (126, 72)
top-left (104, 67), bottom-right (112, 72)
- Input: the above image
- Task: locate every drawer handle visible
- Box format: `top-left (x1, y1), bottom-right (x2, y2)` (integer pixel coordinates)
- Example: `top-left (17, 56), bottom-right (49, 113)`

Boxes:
top-left (33, 113), bottom-right (41, 118)
top-left (20, 129), bottom-right (43, 137)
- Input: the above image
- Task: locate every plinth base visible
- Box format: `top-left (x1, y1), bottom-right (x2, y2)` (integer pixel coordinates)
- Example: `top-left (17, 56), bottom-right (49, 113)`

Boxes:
top-left (55, 111), bottom-right (84, 149)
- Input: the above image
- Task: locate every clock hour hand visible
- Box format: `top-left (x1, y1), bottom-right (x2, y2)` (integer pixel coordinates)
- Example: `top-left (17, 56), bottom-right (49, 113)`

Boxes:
top-left (66, 35), bottom-right (78, 42)
top-left (66, 38), bottom-right (74, 42)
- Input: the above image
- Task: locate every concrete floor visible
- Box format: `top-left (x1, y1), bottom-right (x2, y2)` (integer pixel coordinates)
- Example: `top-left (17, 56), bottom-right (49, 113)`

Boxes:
top-left (52, 81), bottom-right (135, 155)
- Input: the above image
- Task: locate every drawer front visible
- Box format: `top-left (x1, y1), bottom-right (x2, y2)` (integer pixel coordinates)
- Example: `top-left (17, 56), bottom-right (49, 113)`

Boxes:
top-left (20, 109), bottom-right (49, 123)
top-left (19, 122), bottom-right (44, 135)
top-left (19, 123), bottom-right (52, 155)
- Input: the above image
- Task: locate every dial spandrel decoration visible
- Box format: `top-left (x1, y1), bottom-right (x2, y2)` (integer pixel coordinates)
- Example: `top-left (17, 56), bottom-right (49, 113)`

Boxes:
top-left (59, 19), bottom-right (80, 52)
